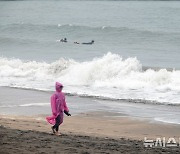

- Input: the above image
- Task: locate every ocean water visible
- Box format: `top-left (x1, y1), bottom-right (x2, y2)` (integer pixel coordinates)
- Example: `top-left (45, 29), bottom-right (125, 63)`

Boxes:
top-left (0, 0), bottom-right (180, 106)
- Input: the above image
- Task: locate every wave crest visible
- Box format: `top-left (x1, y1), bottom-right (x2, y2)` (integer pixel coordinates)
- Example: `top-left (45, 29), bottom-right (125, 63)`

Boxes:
top-left (0, 52), bottom-right (180, 104)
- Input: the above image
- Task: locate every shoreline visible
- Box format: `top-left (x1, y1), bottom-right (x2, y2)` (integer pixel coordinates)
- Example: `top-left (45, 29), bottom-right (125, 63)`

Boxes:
top-left (1, 113), bottom-right (180, 153)
top-left (1, 86), bottom-right (180, 125)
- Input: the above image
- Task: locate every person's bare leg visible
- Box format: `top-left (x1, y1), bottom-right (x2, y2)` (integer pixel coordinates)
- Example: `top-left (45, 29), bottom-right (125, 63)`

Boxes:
top-left (51, 126), bottom-right (55, 134)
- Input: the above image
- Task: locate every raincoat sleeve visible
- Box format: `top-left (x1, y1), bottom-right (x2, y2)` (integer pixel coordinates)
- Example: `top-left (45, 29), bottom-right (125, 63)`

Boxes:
top-left (63, 94), bottom-right (69, 112)
top-left (51, 94), bottom-right (57, 116)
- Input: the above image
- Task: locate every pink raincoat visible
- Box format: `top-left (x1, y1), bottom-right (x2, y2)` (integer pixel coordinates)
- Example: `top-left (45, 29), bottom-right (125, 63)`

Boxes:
top-left (46, 82), bottom-right (69, 125)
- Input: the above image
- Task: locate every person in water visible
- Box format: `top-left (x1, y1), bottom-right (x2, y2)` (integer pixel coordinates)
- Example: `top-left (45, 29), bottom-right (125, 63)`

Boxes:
top-left (82, 40), bottom-right (94, 45)
top-left (60, 38), bottom-right (67, 43)
top-left (46, 82), bottom-right (71, 136)
top-left (74, 41), bottom-right (80, 44)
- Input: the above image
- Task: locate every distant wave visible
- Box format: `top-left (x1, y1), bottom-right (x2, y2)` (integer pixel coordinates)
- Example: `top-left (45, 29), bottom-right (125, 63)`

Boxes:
top-left (1, 52), bottom-right (180, 104)
top-left (1, 23), bottom-right (179, 35)
top-left (1, 23), bottom-right (179, 46)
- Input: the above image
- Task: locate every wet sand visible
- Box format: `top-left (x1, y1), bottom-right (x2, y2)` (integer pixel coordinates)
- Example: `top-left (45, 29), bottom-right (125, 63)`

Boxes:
top-left (1, 112), bottom-right (180, 154)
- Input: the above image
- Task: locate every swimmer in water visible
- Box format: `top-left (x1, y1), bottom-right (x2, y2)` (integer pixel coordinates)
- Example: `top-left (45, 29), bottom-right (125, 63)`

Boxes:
top-left (74, 41), bottom-right (80, 44)
top-left (82, 40), bottom-right (94, 45)
top-left (60, 38), bottom-right (67, 43)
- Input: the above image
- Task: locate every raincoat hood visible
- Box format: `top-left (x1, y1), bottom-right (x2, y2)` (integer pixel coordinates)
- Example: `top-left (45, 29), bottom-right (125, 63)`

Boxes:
top-left (56, 82), bottom-right (63, 92)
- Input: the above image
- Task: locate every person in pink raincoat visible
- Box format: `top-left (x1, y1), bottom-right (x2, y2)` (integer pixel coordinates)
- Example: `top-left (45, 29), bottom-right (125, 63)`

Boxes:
top-left (46, 82), bottom-right (71, 135)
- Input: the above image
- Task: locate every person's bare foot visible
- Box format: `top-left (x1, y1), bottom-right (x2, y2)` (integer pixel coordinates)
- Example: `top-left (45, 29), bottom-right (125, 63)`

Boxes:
top-left (55, 132), bottom-right (62, 136)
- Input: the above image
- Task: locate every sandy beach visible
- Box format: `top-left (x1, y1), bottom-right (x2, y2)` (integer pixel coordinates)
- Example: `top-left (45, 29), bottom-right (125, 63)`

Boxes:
top-left (1, 112), bottom-right (180, 154)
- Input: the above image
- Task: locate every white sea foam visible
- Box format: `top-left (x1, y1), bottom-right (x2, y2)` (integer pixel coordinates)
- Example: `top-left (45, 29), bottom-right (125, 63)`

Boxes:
top-left (0, 52), bottom-right (180, 104)
top-left (154, 117), bottom-right (180, 125)
top-left (0, 103), bottom-right (49, 108)
top-left (102, 26), bottom-right (106, 29)
top-left (19, 103), bottom-right (49, 107)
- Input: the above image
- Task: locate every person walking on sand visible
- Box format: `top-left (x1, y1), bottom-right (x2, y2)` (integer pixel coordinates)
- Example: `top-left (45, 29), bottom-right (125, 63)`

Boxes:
top-left (46, 82), bottom-right (71, 136)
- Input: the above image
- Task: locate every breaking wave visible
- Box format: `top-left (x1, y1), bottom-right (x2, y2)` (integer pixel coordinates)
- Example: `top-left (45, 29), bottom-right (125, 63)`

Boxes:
top-left (0, 52), bottom-right (180, 104)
